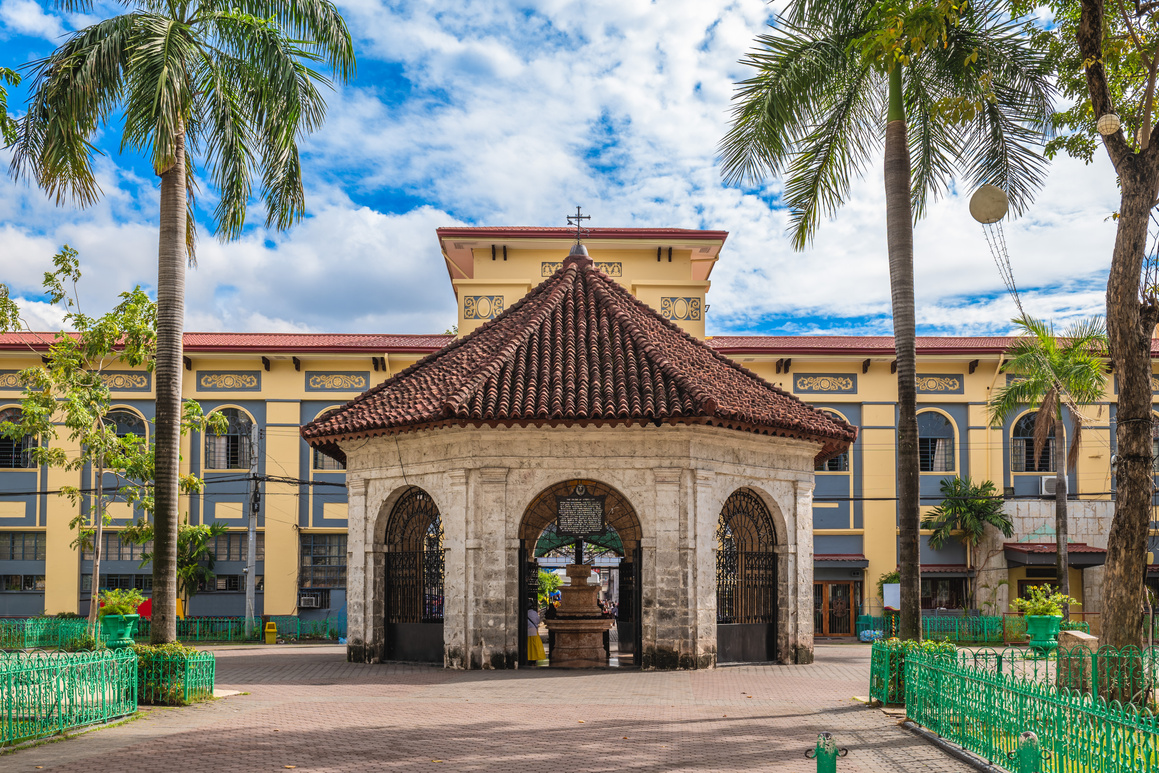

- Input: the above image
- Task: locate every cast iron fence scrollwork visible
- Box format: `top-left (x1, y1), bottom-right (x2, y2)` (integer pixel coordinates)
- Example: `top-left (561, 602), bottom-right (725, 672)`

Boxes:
top-left (716, 489), bottom-right (777, 625)
top-left (385, 488), bottom-right (444, 624)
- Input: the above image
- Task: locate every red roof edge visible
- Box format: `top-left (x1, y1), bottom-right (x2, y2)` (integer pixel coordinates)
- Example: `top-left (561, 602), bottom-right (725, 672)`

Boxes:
top-left (437, 226), bottom-right (728, 243)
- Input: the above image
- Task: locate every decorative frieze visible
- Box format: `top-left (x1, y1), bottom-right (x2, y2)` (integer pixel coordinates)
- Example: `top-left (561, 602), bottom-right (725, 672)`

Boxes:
top-left (541, 261), bottom-right (622, 277)
top-left (660, 297), bottom-right (701, 321)
top-left (99, 371), bottom-right (151, 392)
top-left (0, 371), bottom-right (21, 390)
top-left (305, 372), bottom-right (370, 392)
top-left (1112, 375), bottom-right (1159, 394)
top-left (793, 374), bottom-right (856, 394)
top-left (196, 371), bottom-right (261, 392)
top-left (464, 296), bottom-right (504, 320)
top-left (916, 374), bottom-right (964, 394)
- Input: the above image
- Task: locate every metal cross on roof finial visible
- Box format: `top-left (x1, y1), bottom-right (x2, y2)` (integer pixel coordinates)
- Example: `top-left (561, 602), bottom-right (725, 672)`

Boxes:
top-left (567, 206), bottom-right (591, 242)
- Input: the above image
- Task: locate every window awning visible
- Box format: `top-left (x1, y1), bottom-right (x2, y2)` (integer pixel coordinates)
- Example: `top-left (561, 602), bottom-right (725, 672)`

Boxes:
top-left (813, 553), bottom-right (869, 568)
top-left (1003, 542), bottom-right (1106, 568)
top-left (921, 564), bottom-right (972, 578)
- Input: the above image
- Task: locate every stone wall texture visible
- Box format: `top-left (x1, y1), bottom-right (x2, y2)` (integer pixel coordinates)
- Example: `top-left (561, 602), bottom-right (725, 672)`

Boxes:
top-left (339, 423), bottom-right (820, 669)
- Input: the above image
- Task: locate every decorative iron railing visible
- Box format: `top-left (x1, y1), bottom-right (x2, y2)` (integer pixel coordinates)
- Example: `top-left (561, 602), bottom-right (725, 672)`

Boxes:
top-left (136, 647), bottom-right (215, 706)
top-left (0, 616), bottom-right (346, 649)
top-left (0, 618), bottom-right (90, 650)
top-left (906, 646), bottom-right (1159, 772)
top-left (0, 649), bottom-right (137, 746)
top-left (855, 615), bottom-right (1088, 644)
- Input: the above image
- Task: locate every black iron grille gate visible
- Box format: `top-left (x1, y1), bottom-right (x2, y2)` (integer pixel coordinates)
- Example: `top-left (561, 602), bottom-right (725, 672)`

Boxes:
top-left (384, 488), bottom-right (444, 662)
top-left (716, 489), bottom-right (777, 662)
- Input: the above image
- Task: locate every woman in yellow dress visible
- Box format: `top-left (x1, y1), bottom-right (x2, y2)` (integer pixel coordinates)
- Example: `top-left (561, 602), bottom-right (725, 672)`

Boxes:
top-left (527, 607), bottom-right (546, 663)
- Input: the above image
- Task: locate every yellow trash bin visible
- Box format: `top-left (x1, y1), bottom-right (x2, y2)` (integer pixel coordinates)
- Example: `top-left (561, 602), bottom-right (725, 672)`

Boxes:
top-left (264, 621), bottom-right (277, 645)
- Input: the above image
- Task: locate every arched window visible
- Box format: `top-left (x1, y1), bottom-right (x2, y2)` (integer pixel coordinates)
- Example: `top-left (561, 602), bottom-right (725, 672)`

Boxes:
top-left (0, 408), bottom-right (36, 469)
top-left (107, 408), bottom-right (147, 440)
top-left (311, 408), bottom-right (345, 471)
top-left (205, 408), bottom-right (253, 470)
top-left (1012, 412), bottom-right (1054, 473)
top-left (814, 410), bottom-right (850, 472)
top-left (917, 411), bottom-right (955, 473)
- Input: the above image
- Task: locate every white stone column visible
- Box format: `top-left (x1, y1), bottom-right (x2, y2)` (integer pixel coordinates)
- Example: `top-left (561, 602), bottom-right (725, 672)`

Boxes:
top-left (345, 476), bottom-right (371, 661)
top-left (442, 469), bottom-right (468, 668)
top-left (651, 467), bottom-right (687, 668)
top-left (793, 480), bottom-right (815, 663)
top-left (470, 467), bottom-right (509, 669)
top-left (693, 469), bottom-right (717, 667)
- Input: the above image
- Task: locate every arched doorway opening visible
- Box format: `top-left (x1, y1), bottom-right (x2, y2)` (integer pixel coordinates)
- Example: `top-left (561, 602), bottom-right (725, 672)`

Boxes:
top-left (716, 488), bottom-right (778, 663)
top-left (383, 487), bottom-right (444, 662)
top-left (518, 480), bottom-right (642, 667)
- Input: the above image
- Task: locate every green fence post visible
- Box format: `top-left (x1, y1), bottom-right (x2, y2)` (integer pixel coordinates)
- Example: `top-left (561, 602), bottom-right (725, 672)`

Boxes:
top-left (804, 731), bottom-right (847, 772)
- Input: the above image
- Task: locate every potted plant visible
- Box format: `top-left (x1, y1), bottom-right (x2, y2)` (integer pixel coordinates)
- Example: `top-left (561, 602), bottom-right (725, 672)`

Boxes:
top-left (1009, 585), bottom-right (1079, 653)
top-left (98, 588), bottom-right (146, 649)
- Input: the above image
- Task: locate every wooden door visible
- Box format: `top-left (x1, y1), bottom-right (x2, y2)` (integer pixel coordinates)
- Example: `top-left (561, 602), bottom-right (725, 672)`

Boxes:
top-left (814, 582), bottom-right (856, 637)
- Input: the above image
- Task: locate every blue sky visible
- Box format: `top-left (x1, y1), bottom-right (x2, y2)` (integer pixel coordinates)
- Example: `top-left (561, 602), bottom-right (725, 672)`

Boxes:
top-left (0, 0), bottom-right (1120, 336)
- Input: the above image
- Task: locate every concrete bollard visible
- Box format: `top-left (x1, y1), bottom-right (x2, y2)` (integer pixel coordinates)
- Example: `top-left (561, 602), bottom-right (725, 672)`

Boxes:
top-left (1010, 731), bottom-right (1045, 773)
top-left (804, 731), bottom-right (847, 773)
top-left (1056, 630), bottom-right (1098, 694)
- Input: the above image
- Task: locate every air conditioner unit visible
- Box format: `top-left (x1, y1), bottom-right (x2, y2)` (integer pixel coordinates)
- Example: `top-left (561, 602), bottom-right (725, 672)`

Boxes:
top-left (298, 594), bottom-right (319, 608)
top-left (1041, 476), bottom-right (1059, 497)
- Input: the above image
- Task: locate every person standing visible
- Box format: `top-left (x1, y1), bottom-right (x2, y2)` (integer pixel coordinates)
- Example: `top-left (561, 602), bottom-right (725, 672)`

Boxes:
top-left (527, 607), bottom-right (546, 664)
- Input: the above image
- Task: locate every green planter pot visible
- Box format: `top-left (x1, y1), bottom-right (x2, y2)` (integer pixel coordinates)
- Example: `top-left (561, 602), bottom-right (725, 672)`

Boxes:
top-left (1025, 614), bottom-right (1061, 653)
top-left (100, 614), bottom-right (140, 649)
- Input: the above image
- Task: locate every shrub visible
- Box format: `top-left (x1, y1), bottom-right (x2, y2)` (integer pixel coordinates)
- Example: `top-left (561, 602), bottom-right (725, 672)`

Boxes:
top-left (1009, 584), bottom-right (1079, 616)
top-left (132, 642), bottom-right (215, 705)
top-left (98, 588), bottom-right (146, 617)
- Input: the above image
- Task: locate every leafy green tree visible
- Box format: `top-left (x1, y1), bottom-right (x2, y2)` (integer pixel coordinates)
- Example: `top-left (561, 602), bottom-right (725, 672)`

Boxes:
top-left (1008, 0), bottom-right (1159, 650)
top-left (10, 0), bottom-right (354, 643)
top-left (0, 67), bottom-right (19, 145)
top-left (537, 569), bottom-right (562, 607)
top-left (0, 247), bottom-right (222, 633)
top-left (988, 315), bottom-right (1107, 616)
top-left (719, 0), bottom-right (1052, 639)
top-left (922, 476), bottom-right (1014, 609)
top-left (123, 520), bottom-right (228, 612)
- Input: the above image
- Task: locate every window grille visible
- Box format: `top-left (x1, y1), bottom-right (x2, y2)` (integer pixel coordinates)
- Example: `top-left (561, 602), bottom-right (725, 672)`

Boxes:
top-left (204, 408), bottom-right (253, 469)
top-left (920, 577), bottom-right (966, 609)
top-left (917, 412), bottom-right (955, 472)
top-left (299, 534), bottom-right (347, 588)
top-left (83, 532), bottom-right (151, 562)
top-left (1, 574), bottom-right (45, 591)
top-left (814, 411), bottom-right (851, 471)
top-left (1011, 412), bottom-right (1055, 472)
top-left (210, 532), bottom-right (264, 562)
top-left (98, 574), bottom-right (152, 591)
top-left (313, 448), bottom-right (345, 471)
top-left (107, 409), bottom-right (146, 439)
top-left (0, 531), bottom-right (46, 561)
top-left (0, 408), bottom-right (36, 468)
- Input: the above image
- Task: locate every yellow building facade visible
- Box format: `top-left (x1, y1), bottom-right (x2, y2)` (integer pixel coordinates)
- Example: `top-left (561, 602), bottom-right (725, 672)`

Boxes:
top-left (0, 226), bottom-right (1132, 632)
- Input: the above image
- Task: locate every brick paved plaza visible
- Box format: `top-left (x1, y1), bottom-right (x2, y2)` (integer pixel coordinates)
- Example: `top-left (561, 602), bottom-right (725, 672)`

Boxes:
top-left (4, 644), bottom-right (972, 772)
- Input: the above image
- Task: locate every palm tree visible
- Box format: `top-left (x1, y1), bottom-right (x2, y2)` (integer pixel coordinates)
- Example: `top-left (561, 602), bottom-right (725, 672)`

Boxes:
top-left (988, 315), bottom-right (1108, 617)
top-left (0, 67), bottom-right (18, 145)
top-left (719, 0), bottom-right (1052, 640)
top-left (922, 476), bottom-right (1014, 610)
top-left (11, 0), bottom-right (354, 643)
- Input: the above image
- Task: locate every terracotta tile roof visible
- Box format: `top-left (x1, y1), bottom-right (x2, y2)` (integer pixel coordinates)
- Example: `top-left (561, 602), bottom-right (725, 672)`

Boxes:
top-left (302, 248), bottom-right (857, 463)
top-left (436, 226), bottom-right (728, 241)
top-left (920, 564), bottom-right (973, 574)
top-left (1003, 542), bottom-right (1106, 554)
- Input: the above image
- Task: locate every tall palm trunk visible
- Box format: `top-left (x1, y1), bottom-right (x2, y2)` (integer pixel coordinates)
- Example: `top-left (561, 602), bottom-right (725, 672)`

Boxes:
top-left (151, 131), bottom-right (187, 644)
top-left (1055, 415), bottom-right (1069, 618)
top-left (885, 65), bottom-right (922, 641)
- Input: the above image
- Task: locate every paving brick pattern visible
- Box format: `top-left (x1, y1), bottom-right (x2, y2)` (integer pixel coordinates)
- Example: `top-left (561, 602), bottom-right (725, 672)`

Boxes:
top-left (4, 644), bottom-right (973, 772)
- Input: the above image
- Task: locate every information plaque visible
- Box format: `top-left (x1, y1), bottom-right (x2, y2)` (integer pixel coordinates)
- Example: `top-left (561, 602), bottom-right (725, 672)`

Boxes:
top-left (555, 484), bottom-right (606, 536)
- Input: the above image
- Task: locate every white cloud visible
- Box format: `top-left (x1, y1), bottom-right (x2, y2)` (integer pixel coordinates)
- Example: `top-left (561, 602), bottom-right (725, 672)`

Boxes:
top-left (0, 0), bottom-right (1127, 338)
top-left (0, 0), bottom-right (64, 40)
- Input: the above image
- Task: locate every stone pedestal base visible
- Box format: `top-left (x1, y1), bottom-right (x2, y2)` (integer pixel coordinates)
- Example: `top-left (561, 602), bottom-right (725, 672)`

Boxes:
top-left (545, 616), bottom-right (614, 668)
top-left (545, 563), bottom-right (613, 668)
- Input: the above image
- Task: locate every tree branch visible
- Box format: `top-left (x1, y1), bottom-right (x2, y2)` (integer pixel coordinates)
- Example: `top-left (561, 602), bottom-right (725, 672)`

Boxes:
top-left (1082, 0), bottom-right (1135, 169)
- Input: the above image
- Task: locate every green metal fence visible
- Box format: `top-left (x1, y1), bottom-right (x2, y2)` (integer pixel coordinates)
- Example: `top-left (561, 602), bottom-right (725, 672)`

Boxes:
top-left (906, 647), bottom-right (1159, 772)
top-left (855, 615), bottom-right (1087, 644)
top-left (1, 649), bottom-right (137, 746)
top-left (0, 618), bottom-right (90, 650)
top-left (136, 647), bottom-right (215, 706)
top-left (869, 639), bottom-right (958, 705)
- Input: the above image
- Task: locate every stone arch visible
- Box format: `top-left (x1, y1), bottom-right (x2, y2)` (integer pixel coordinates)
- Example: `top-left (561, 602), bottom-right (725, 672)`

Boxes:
top-left (378, 485), bottom-right (444, 662)
top-left (716, 487), bottom-right (780, 663)
top-left (517, 479), bottom-right (643, 667)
